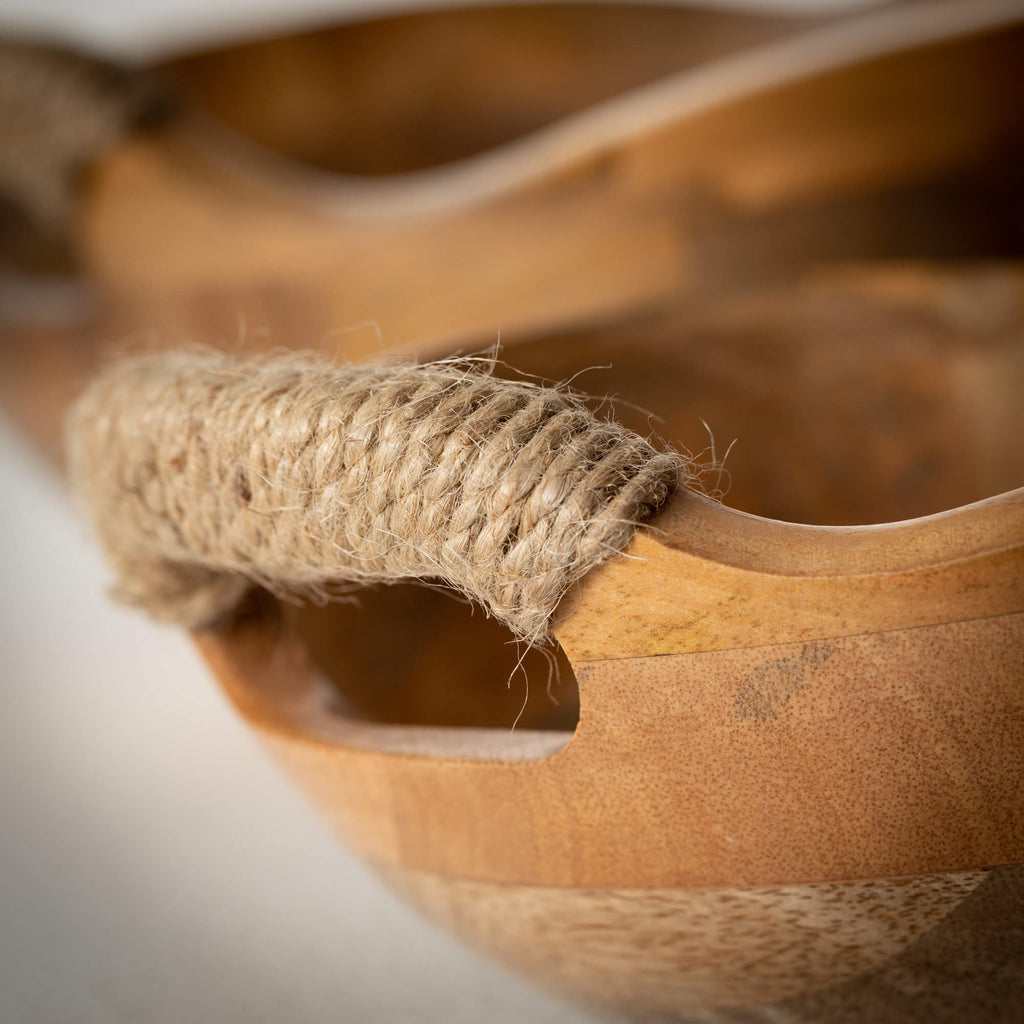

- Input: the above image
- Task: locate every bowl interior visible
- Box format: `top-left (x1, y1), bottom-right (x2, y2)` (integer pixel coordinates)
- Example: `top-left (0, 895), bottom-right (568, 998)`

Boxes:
top-left (503, 270), bottom-right (1024, 527)
top-left (291, 265), bottom-right (1024, 736)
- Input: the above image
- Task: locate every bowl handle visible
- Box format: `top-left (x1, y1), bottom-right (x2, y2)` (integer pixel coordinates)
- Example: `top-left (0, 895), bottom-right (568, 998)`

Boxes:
top-left (66, 349), bottom-right (680, 641)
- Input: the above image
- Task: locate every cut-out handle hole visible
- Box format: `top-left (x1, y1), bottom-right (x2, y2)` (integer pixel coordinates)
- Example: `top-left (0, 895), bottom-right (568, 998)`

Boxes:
top-left (287, 583), bottom-right (580, 734)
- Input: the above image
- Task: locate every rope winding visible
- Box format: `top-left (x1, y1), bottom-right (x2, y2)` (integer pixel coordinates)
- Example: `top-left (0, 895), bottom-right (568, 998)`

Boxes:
top-left (0, 39), bottom-right (168, 261)
top-left (67, 352), bottom-right (681, 640)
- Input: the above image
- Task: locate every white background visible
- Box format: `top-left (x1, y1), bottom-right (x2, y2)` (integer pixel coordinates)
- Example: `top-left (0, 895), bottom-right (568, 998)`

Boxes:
top-left (0, 0), bottom-right (881, 59)
top-left (0, 416), bottom-right (595, 1022)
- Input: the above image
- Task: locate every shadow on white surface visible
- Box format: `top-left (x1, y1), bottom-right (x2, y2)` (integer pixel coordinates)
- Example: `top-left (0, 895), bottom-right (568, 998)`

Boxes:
top-left (0, 0), bottom-right (887, 60)
top-left (0, 416), bottom-right (596, 1023)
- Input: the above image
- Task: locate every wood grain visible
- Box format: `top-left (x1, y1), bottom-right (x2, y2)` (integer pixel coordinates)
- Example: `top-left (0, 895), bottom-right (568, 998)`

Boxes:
top-left (557, 489), bottom-right (1024, 661)
top-left (380, 864), bottom-right (996, 1015)
top-left (80, 15), bottom-right (1024, 357)
top-left (4, 8), bottom-right (1023, 462)
top-left (197, 580), bottom-right (1024, 890)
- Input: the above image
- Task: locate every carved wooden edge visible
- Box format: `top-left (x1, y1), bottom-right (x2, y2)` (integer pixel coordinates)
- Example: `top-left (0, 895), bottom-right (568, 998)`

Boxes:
top-left (153, 0), bottom-right (1024, 219)
top-left (555, 488), bottom-right (1024, 661)
top-left (78, 9), bottom-right (1024, 359)
top-left (196, 607), bottom-right (1024, 890)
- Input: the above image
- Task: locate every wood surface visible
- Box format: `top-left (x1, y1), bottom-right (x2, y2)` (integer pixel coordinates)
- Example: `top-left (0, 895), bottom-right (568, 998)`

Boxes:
top-left (197, 485), bottom-right (1024, 1017)
top-left (79, 10), bottom-right (1024, 355)
top-left (158, 4), bottom-right (803, 177)
top-left (197, 495), bottom-right (1024, 889)
top-left (381, 863), bottom-right (1024, 1020)
top-left (3, 3), bottom-right (1024, 460)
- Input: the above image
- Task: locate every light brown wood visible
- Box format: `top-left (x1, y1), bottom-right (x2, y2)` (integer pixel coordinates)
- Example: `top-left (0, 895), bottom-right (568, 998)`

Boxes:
top-left (558, 489), bottom-right (1024, 660)
top-left (4, 3), bottom-right (1024, 460)
top-left (185, 231), bottom-right (1024, 1020)
top-left (381, 865), bottom-right (1007, 1016)
top-left (195, 485), bottom-right (1024, 1016)
top-left (79, 7), bottom-right (1024, 355)
top-left (197, 513), bottom-right (1024, 890)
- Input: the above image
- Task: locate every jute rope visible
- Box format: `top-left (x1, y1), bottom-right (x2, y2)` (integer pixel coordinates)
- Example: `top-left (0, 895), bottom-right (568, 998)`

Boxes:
top-left (67, 352), bottom-right (681, 641)
top-left (0, 39), bottom-right (168, 254)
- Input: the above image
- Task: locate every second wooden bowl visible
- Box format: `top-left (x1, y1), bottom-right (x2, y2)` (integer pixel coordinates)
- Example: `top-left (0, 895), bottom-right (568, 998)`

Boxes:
top-left (197, 273), bottom-right (1024, 1022)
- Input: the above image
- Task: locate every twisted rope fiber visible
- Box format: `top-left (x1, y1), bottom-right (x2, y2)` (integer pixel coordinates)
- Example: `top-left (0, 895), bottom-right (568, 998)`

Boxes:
top-left (0, 39), bottom-right (169, 234)
top-left (67, 352), bottom-right (682, 640)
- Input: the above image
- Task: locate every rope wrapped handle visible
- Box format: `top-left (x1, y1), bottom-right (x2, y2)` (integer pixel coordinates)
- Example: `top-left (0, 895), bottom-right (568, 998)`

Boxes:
top-left (0, 39), bottom-right (170, 264)
top-left (66, 352), bottom-right (682, 642)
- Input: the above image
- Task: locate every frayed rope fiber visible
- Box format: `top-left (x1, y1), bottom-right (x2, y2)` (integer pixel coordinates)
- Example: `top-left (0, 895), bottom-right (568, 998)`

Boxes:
top-left (66, 351), bottom-right (682, 641)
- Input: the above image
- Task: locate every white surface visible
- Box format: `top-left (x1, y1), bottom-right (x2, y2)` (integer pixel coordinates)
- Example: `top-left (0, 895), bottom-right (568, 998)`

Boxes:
top-left (0, 0), bottom-right (886, 59)
top-left (0, 417), bottom-right (595, 1024)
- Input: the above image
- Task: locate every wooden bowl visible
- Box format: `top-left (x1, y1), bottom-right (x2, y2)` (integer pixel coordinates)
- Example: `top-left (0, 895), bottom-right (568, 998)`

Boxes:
top-left (194, 271), bottom-right (1024, 1021)
top-left (3, 4), bottom-right (1023, 1019)
top-left (4, 0), bottom-right (1024, 456)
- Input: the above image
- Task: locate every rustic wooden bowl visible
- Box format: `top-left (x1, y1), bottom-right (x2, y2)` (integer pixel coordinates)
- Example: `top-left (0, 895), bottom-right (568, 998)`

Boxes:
top-left (193, 273), bottom-right (1024, 1022)
top-left (4, 0), bottom-right (1024, 456)
top-left (3, 4), bottom-right (1023, 1020)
